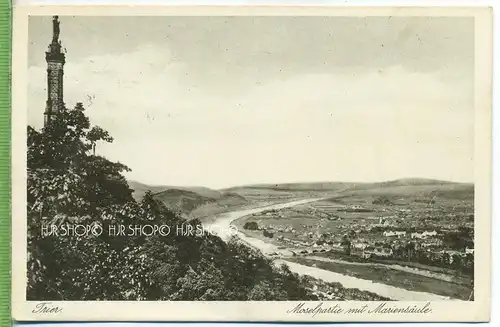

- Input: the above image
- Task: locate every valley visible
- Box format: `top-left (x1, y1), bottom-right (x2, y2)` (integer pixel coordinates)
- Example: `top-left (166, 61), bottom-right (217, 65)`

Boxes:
top-left (129, 178), bottom-right (474, 301)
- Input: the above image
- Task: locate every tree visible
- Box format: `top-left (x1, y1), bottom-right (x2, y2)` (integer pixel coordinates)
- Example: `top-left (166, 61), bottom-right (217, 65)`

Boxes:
top-left (451, 254), bottom-right (463, 269)
top-left (345, 229), bottom-right (355, 239)
top-left (27, 103), bottom-right (143, 300)
top-left (26, 101), bottom-right (327, 302)
top-left (248, 280), bottom-right (285, 300)
top-left (372, 196), bottom-right (392, 205)
top-left (404, 242), bottom-right (416, 262)
top-left (263, 230), bottom-right (274, 238)
top-left (172, 259), bottom-right (225, 300)
top-left (86, 125), bottom-right (113, 156)
top-left (341, 235), bottom-right (351, 255)
top-left (442, 252), bottom-right (451, 266)
top-left (243, 221), bottom-right (259, 230)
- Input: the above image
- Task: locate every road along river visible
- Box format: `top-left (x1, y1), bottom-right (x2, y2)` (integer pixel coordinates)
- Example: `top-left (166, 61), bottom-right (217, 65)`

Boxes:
top-left (204, 198), bottom-right (452, 301)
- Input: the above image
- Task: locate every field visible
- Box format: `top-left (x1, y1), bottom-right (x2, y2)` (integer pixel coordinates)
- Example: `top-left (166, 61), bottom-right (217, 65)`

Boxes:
top-left (314, 251), bottom-right (473, 281)
top-left (128, 178), bottom-right (475, 301)
top-left (287, 257), bottom-right (473, 300)
top-left (234, 180), bottom-right (474, 242)
top-left (131, 178), bottom-right (474, 240)
top-left (230, 179), bottom-right (474, 300)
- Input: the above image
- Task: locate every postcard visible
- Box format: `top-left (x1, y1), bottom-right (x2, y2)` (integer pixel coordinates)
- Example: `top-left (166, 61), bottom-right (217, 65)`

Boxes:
top-left (11, 5), bottom-right (492, 322)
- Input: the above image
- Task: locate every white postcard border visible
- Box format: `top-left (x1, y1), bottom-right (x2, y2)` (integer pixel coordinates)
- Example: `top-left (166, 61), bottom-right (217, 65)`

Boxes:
top-left (11, 5), bottom-right (493, 322)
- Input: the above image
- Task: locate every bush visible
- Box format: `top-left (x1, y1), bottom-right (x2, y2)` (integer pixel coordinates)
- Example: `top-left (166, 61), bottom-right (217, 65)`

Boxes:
top-left (263, 230), bottom-right (274, 238)
top-left (372, 196), bottom-right (393, 205)
top-left (243, 221), bottom-right (259, 230)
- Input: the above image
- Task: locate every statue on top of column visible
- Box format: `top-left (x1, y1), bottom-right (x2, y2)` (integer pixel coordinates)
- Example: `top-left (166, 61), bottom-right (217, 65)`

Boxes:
top-left (52, 16), bottom-right (60, 43)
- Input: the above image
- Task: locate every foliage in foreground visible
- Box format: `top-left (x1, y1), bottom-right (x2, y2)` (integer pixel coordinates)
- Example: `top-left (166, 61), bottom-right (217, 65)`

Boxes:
top-left (27, 103), bottom-right (316, 301)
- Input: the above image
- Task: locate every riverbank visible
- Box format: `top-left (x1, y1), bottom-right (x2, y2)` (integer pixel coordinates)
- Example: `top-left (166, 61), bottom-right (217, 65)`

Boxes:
top-left (286, 256), bottom-right (471, 300)
top-left (229, 201), bottom-right (471, 300)
top-left (279, 260), bottom-right (451, 301)
top-left (310, 253), bottom-right (472, 284)
top-left (232, 221), bottom-right (470, 299)
top-left (204, 198), bottom-right (454, 301)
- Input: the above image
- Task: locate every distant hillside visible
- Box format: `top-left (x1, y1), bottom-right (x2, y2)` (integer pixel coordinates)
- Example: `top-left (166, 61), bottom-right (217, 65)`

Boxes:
top-left (129, 178), bottom-right (472, 216)
top-left (154, 189), bottom-right (249, 218)
top-left (225, 182), bottom-right (355, 192)
top-left (384, 178), bottom-right (457, 186)
top-left (153, 188), bottom-right (217, 215)
top-left (328, 180), bottom-right (473, 205)
top-left (223, 182), bottom-right (358, 202)
top-left (222, 178), bottom-right (468, 200)
top-left (189, 192), bottom-right (248, 218)
top-left (339, 178), bottom-right (472, 195)
top-left (344, 178), bottom-right (460, 191)
top-left (128, 180), bottom-right (249, 218)
top-left (128, 181), bottom-right (222, 201)
top-left (128, 181), bottom-right (170, 200)
top-left (224, 178), bottom-right (461, 192)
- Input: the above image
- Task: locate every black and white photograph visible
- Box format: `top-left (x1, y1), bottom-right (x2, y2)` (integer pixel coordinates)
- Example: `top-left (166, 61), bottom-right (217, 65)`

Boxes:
top-left (11, 5), bottom-right (492, 322)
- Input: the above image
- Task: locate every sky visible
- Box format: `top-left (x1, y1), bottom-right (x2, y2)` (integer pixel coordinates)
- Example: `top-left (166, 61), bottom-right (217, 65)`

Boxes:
top-left (27, 16), bottom-right (475, 189)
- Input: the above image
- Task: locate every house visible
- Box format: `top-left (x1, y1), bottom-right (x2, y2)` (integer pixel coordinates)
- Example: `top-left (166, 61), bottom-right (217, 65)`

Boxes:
top-left (383, 230), bottom-right (406, 237)
top-left (361, 252), bottom-right (372, 259)
top-left (330, 242), bottom-right (344, 252)
top-left (352, 242), bottom-right (369, 250)
top-left (332, 242), bottom-right (343, 249)
top-left (422, 230), bottom-right (438, 238)
top-left (372, 246), bottom-right (393, 257)
top-left (411, 230), bottom-right (438, 239)
top-left (411, 232), bottom-right (421, 239)
top-left (440, 250), bottom-right (465, 264)
top-left (362, 246), bottom-right (375, 258)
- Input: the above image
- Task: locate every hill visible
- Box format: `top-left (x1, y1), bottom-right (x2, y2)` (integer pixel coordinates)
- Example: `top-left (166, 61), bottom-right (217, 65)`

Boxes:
top-left (328, 180), bottom-right (473, 205)
top-left (129, 181), bottom-right (249, 218)
top-left (225, 182), bottom-right (355, 192)
top-left (222, 178), bottom-right (468, 201)
top-left (155, 189), bottom-right (248, 218)
top-left (130, 178), bottom-right (472, 216)
top-left (339, 180), bottom-right (472, 197)
top-left (340, 178), bottom-right (460, 192)
top-left (128, 181), bottom-right (223, 201)
top-left (153, 188), bottom-right (217, 214)
top-left (223, 182), bottom-right (357, 202)
top-left (128, 181), bottom-right (170, 200)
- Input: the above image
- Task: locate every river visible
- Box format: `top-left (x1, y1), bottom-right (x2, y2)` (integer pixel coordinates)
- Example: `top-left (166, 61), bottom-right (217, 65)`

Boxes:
top-left (204, 198), bottom-right (453, 301)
